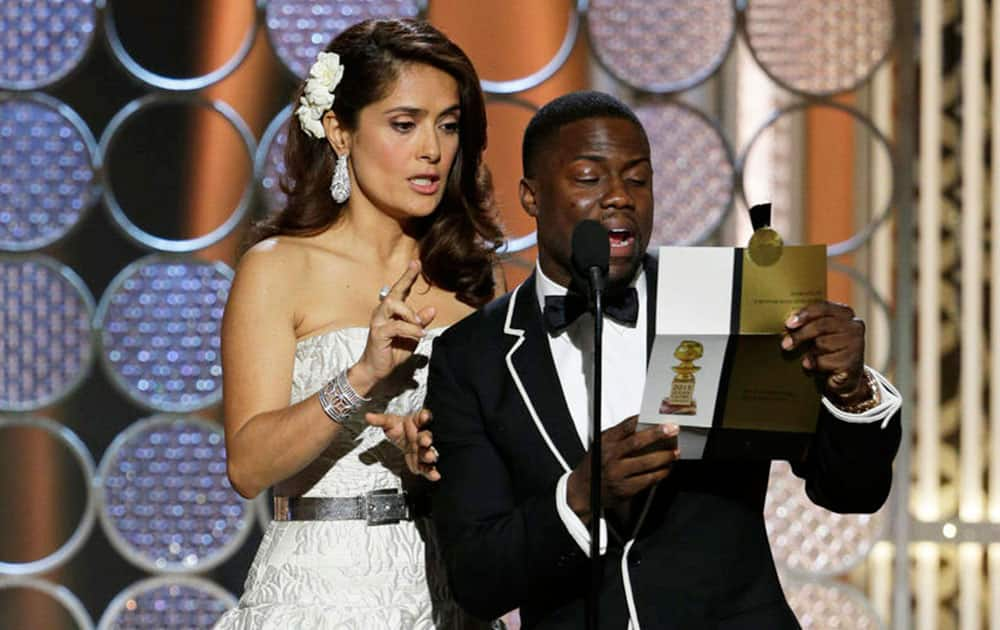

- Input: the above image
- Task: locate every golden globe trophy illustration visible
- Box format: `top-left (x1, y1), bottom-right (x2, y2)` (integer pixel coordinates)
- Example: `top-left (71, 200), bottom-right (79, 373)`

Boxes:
top-left (659, 340), bottom-right (704, 415)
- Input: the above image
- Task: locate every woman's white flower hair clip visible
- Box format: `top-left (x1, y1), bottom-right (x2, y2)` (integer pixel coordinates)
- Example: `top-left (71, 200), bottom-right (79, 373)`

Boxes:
top-left (295, 51), bottom-right (345, 140)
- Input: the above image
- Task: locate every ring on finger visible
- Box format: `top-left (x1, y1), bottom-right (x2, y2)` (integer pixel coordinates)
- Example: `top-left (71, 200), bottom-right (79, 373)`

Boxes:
top-left (378, 285), bottom-right (391, 302)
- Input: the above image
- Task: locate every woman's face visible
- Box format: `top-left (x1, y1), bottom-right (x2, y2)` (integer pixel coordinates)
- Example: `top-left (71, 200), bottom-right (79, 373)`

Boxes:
top-left (347, 63), bottom-right (461, 220)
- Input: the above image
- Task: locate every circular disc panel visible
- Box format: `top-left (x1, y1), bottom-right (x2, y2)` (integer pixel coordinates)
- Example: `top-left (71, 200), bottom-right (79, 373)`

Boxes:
top-left (0, 417), bottom-right (96, 576)
top-left (0, 576), bottom-right (94, 630)
top-left (95, 256), bottom-right (232, 413)
top-left (588, 0), bottom-right (735, 93)
top-left (738, 103), bottom-right (894, 256)
top-left (0, 0), bottom-right (98, 91)
top-left (99, 96), bottom-right (255, 253)
top-left (96, 416), bottom-right (252, 574)
top-left (265, 0), bottom-right (423, 79)
top-left (782, 579), bottom-right (882, 629)
top-left (634, 101), bottom-right (735, 245)
top-left (98, 575), bottom-right (236, 629)
top-left (744, 0), bottom-right (893, 96)
top-left (0, 95), bottom-right (99, 251)
top-left (104, 0), bottom-right (258, 91)
top-left (0, 256), bottom-right (95, 411)
top-left (765, 461), bottom-right (884, 577)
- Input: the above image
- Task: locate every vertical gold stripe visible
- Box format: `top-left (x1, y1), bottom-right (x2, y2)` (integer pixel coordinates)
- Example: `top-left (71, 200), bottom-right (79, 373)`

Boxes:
top-left (869, 541), bottom-right (893, 624)
top-left (730, 40), bottom-right (777, 247)
top-left (916, 543), bottom-right (940, 630)
top-left (961, 0), bottom-right (985, 523)
top-left (988, 544), bottom-right (1000, 627)
top-left (960, 543), bottom-right (982, 630)
top-left (870, 64), bottom-right (892, 371)
top-left (990, 0), bottom-right (1000, 524)
top-left (917, 0), bottom-right (942, 522)
top-left (186, 1), bottom-right (272, 265)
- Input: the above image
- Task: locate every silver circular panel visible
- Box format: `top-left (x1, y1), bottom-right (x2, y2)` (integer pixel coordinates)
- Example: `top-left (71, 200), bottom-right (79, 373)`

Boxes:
top-left (95, 415), bottom-right (252, 574)
top-left (782, 578), bottom-right (882, 629)
top-left (744, 0), bottom-right (894, 97)
top-left (98, 575), bottom-right (236, 629)
top-left (765, 461), bottom-right (884, 577)
top-left (265, 0), bottom-right (424, 79)
top-left (738, 102), bottom-right (895, 256)
top-left (634, 101), bottom-right (735, 245)
top-left (0, 417), bottom-right (97, 576)
top-left (479, 0), bottom-right (582, 95)
top-left (103, 0), bottom-right (259, 91)
top-left (0, 0), bottom-right (98, 91)
top-left (95, 256), bottom-right (232, 413)
top-left (99, 95), bottom-right (255, 253)
top-left (0, 576), bottom-right (95, 630)
top-left (587, 0), bottom-right (736, 93)
top-left (0, 94), bottom-right (100, 251)
top-left (254, 106), bottom-right (291, 217)
top-left (0, 256), bottom-right (96, 411)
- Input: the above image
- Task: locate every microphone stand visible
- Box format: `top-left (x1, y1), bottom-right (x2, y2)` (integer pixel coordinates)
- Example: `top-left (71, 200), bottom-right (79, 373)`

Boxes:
top-left (587, 267), bottom-right (604, 630)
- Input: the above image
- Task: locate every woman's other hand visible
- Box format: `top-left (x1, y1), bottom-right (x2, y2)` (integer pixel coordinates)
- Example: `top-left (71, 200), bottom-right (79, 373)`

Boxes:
top-left (366, 409), bottom-right (440, 481)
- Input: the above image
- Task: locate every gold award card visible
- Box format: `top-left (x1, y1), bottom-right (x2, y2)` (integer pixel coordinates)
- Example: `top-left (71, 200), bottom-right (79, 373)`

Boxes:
top-left (639, 245), bottom-right (827, 460)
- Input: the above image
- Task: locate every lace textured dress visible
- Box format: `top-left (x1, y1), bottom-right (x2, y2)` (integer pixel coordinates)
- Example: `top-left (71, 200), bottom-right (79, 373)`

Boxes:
top-left (214, 328), bottom-right (486, 629)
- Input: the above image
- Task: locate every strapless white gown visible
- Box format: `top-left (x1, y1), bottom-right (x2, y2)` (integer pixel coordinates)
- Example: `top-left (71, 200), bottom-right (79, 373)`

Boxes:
top-left (214, 328), bottom-right (486, 629)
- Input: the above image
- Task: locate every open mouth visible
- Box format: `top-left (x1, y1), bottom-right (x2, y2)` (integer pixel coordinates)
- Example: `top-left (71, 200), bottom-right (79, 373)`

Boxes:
top-left (608, 227), bottom-right (635, 252)
top-left (408, 175), bottom-right (441, 194)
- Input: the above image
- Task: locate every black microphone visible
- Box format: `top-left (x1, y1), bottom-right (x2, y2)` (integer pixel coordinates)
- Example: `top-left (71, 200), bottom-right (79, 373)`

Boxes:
top-left (571, 219), bottom-right (609, 630)
top-left (571, 219), bottom-right (610, 298)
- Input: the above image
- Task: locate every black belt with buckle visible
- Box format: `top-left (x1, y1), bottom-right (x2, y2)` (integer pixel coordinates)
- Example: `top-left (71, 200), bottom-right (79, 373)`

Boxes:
top-left (273, 489), bottom-right (419, 526)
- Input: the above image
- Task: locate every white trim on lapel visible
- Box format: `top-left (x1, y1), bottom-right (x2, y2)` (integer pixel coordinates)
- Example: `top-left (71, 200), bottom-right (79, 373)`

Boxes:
top-left (505, 278), bottom-right (658, 629)
top-left (622, 483), bottom-right (660, 630)
top-left (504, 284), bottom-right (572, 473)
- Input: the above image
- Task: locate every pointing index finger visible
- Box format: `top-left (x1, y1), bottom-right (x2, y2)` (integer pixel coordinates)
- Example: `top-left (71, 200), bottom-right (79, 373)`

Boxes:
top-left (388, 260), bottom-right (422, 302)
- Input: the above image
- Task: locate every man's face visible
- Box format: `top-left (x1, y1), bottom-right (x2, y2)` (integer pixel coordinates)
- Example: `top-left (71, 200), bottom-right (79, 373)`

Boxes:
top-left (521, 116), bottom-right (654, 291)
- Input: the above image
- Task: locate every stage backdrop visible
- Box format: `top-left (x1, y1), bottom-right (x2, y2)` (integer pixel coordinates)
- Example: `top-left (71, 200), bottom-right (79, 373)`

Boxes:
top-left (0, 1), bottom-right (915, 628)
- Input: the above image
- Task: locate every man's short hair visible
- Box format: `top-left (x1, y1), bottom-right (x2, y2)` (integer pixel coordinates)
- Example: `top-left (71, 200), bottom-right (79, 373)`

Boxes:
top-left (521, 90), bottom-right (646, 177)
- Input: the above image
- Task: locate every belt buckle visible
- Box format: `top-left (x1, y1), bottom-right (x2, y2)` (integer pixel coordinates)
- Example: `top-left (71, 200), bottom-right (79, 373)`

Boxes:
top-left (364, 489), bottom-right (408, 525)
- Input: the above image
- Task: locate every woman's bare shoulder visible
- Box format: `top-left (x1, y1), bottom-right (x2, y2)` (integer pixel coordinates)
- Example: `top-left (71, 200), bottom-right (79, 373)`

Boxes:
top-left (236, 235), bottom-right (344, 280)
top-left (239, 236), bottom-right (309, 268)
top-left (230, 234), bottom-right (360, 333)
top-left (229, 237), bottom-right (321, 313)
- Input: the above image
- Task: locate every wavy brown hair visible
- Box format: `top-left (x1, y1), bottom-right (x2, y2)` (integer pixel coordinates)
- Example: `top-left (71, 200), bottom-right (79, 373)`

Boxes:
top-left (250, 19), bottom-right (503, 307)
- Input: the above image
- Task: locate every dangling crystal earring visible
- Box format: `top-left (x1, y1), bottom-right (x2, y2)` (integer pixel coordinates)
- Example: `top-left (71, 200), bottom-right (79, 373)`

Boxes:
top-left (330, 153), bottom-right (350, 203)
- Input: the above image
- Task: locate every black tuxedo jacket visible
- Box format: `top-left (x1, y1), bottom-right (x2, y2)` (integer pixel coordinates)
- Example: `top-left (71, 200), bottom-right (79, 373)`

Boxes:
top-left (427, 256), bottom-right (901, 629)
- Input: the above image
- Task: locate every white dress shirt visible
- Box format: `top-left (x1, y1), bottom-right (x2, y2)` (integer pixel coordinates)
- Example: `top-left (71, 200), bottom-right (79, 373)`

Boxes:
top-left (534, 263), bottom-right (904, 556)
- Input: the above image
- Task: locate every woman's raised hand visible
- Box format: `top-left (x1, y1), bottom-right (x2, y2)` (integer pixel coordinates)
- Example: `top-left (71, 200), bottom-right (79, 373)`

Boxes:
top-left (350, 260), bottom-right (436, 395)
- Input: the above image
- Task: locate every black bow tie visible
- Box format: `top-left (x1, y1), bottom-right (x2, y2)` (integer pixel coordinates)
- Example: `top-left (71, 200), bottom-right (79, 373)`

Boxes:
top-left (543, 288), bottom-right (639, 334)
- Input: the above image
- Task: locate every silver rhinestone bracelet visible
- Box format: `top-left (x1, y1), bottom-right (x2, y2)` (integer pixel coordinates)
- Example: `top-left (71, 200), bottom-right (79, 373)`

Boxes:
top-left (318, 369), bottom-right (371, 424)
